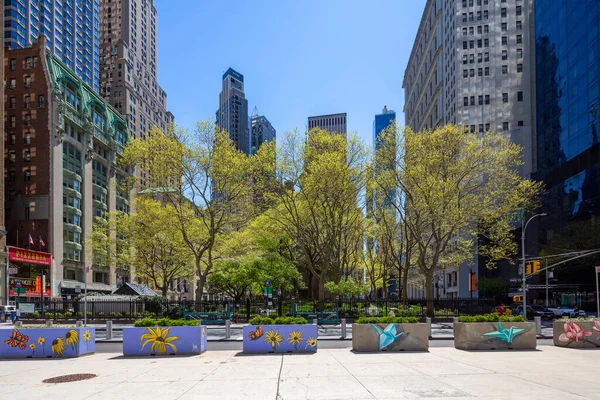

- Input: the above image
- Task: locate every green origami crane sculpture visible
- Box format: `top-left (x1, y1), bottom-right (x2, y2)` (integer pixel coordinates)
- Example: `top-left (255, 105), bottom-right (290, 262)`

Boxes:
top-left (483, 322), bottom-right (525, 344)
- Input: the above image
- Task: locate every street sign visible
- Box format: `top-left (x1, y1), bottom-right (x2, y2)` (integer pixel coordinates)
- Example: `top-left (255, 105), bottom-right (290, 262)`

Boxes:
top-left (15, 282), bottom-right (22, 287)
top-left (14, 288), bottom-right (26, 295)
top-left (18, 303), bottom-right (34, 313)
top-left (265, 280), bottom-right (271, 287)
top-left (9, 268), bottom-right (18, 274)
top-left (596, 266), bottom-right (600, 273)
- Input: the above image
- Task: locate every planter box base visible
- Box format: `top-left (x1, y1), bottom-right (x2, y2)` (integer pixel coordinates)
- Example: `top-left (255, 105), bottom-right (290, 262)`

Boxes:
top-left (352, 323), bottom-right (429, 352)
top-left (0, 328), bottom-right (95, 358)
top-left (553, 320), bottom-right (600, 348)
top-left (123, 326), bottom-right (207, 356)
top-left (243, 325), bottom-right (318, 353)
top-left (454, 322), bottom-right (536, 350)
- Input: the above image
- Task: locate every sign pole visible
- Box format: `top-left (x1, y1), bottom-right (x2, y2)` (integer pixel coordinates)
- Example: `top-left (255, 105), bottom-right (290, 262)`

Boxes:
top-left (596, 267), bottom-right (600, 317)
top-left (545, 259), bottom-right (549, 307)
top-left (5, 248), bottom-right (9, 305)
top-left (84, 266), bottom-right (88, 326)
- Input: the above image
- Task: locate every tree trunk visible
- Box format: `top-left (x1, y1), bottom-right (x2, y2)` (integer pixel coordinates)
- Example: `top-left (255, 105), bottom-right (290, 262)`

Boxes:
top-left (161, 286), bottom-right (168, 297)
top-left (402, 266), bottom-right (409, 302)
top-left (318, 276), bottom-right (325, 301)
top-left (196, 273), bottom-right (207, 304)
top-left (425, 270), bottom-right (434, 318)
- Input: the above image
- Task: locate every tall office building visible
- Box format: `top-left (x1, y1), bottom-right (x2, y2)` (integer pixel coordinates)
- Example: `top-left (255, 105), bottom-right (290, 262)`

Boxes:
top-left (403, 0), bottom-right (534, 298)
top-left (217, 68), bottom-right (249, 153)
top-left (533, 0), bottom-right (600, 299)
top-left (308, 113), bottom-right (347, 134)
top-left (99, 0), bottom-right (173, 142)
top-left (373, 106), bottom-right (396, 148)
top-left (0, 1), bottom-right (7, 304)
top-left (4, 0), bottom-right (100, 92)
top-left (250, 108), bottom-right (276, 154)
top-left (4, 37), bottom-right (132, 298)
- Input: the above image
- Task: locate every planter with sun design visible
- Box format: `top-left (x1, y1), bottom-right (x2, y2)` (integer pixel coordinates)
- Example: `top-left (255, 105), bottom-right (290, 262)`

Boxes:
top-left (1, 327), bottom-right (95, 358)
top-left (243, 323), bottom-right (318, 353)
top-left (122, 325), bottom-right (207, 356)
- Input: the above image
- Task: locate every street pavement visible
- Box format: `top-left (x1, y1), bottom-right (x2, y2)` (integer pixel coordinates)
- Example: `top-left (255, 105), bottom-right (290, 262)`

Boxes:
top-left (0, 344), bottom-right (597, 399)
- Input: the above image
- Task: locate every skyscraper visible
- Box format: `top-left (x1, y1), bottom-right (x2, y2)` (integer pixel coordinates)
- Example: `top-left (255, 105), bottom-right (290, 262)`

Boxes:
top-left (404, 0), bottom-right (534, 177)
top-left (403, 0), bottom-right (535, 298)
top-left (250, 108), bottom-right (276, 154)
top-left (99, 0), bottom-right (173, 142)
top-left (533, 0), bottom-right (600, 299)
top-left (373, 106), bottom-right (396, 149)
top-left (307, 113), bottom-right (347, 134)
top-left (4, 0), bottom-right (100, 92)
top-left (0, 1), bottom-right (7, 304)
top-left (217, 68), bottom-right (249, 153)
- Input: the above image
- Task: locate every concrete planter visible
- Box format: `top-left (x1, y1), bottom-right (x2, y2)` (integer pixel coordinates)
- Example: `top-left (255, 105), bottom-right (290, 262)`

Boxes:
top-left (0, 327), bottom-right (95, 358)
top-left (243, 324), bottom-right (318, 353)
top-left (553, 320), bottom-right (600, 348)
top-left (123, 326), bottom-right (207, 356)
top-left (352, 323), bottom-right (429, 352)
top-left (454, 322), bottom-right (536, 350)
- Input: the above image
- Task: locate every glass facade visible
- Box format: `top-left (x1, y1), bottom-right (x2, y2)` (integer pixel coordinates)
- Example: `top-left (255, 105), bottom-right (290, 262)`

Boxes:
top-left (4, 0), bottom-right (100, 92)
top-left (534, 0), bottom-right (600, 295)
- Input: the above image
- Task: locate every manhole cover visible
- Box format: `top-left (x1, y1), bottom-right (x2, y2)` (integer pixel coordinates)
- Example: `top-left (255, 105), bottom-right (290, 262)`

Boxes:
top-left (43, 374), bottom-right (97, 384)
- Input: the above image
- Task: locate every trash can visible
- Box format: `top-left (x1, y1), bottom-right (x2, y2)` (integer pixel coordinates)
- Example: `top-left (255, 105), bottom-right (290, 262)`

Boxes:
top-left (11, 311), bottom-right (17, 323)
top-left (0, 311), bottom-right (5, 323)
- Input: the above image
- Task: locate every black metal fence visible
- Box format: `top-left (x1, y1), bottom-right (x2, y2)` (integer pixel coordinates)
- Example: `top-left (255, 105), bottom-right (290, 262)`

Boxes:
top-left (17, 297), bottom-right (496, 324)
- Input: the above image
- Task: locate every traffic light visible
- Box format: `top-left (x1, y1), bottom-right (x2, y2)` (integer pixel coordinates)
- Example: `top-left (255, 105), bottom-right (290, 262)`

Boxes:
top-left (526, 262), bottom-right (532, 275)
top-left (533, 260), bottom-right (541, 274)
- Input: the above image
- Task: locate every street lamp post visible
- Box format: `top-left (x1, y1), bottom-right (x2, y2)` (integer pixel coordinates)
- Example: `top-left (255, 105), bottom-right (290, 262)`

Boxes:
top-left (522, 213), bottom-right (547, 321)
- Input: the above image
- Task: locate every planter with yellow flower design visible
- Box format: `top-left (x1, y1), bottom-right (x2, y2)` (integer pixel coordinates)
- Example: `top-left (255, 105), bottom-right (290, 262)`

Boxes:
top-left (123, 325), bottom-right (207, 356)
top-left (243, 318), bottom-right (318, 353)
top-left (0, 327), bottom-right (95, 358)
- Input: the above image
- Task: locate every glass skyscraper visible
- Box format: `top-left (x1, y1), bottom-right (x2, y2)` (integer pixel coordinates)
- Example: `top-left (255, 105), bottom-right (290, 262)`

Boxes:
top-left (4, 0), bottom-right (100, 92)
top-left (534, 0), bottom-right (600, 297)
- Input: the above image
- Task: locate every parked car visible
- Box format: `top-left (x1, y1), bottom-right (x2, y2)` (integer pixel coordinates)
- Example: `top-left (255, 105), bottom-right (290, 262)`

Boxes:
top-left (513, 305), bottom-right (534, 320)
top-left (546, 305), bottom-right (587, 318)
top-left (530, 305), bottom-right (555, 320)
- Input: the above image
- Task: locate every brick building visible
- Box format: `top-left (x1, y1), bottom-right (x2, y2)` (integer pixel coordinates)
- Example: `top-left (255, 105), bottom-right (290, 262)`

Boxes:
top-left (4, 37), bottom-right (132, 298)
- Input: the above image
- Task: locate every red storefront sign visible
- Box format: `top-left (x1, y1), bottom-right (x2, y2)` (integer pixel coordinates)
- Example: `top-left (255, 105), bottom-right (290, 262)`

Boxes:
top-left (8, 247), bottom-right (52, 265)
top-left (9, 278), bottom-right (51, 297)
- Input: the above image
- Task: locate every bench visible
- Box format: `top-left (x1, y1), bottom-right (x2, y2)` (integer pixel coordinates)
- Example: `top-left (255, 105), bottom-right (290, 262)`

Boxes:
top-left (184, 311), bottom-right (229, 325)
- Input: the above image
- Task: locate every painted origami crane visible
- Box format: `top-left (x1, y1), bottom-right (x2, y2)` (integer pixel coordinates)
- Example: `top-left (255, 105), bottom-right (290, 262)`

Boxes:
top-left (483, 322), bottom-right (525, 344)
top-left (370, 324), bottom-right (406, 350)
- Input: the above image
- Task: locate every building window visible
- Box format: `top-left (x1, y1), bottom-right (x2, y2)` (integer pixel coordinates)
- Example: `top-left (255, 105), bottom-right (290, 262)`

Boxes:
top-left (469, 54), bottom-right (475, 63)
top-left (469, 12), bottom-right (473, 21)
top-left (485, 95), bottom-right (490, 104)
top-left (516, 6), bottom-right (522, 16)
top-left (463, 69), bottom-right (468, 78)
top-left (478, 53), bottom-right (483, 62)
top-left (24, 133), bottom-right (31, 144)
top-left (24, 169), bottom-right (31, 182)
top-left (484, 67), bottom-right (490, 76)
top-left (517, 63), bottom-right (523, 72)
top-left (464, 97), bottom-right (469, 107)
top-left (463, 41), bottom-right (468, 50)
top-left (518, 121), bottom-right (524, 127)
top-left (10, 116), bottom-right (16, 128)
top-left (24, 114), bottom-right (31, 126)
top-left (463, 27), bottom-right (468, 36)
top-left (33, 56), bottom-right (38, 68)
top-left (10, 78), bottom-right (16, 89)
top-left (479, 124), bottom-right (484, 133)
top-left (484, 52), bottom-right (489, 62)
top-left (483, 10), bottom-right (488, 19)
top-left (25, 150), bottom-right (31, 162)
top-left (516, 35), bottom-right (523, 44)
top-left (484, 25), bottom-right (489, 34)
top-left (501, 23), bottom-right (507, 32)
top-left (517, 48), bottom-right (523, 59)
top-left (478, 95), bottom-right (483, 105)
top-left (516, 20), bottom-right (522, 30)
top-left (10, 59), bottom-right (16, 70)
top-left (38, 95), bottom-right (45, 107)
top-left (9, 97), bottom-right (16, 108)
top-left (478, 68), bottom-right (483, 76)
top-left (503, 93), bottom-right (509, 103)
top-left (9, 151), bottom-right (16, 163)
top-left (501, 8), bottom-right (507, 17)
top-left (462, 13), bottom-right (467, 22)
top-left (25, 76), bottom-right (31, 88)
top-left (470, 40), bottom-right (474, 49)
top-left (502, 50), bottom-right (508, 60)
top-left (9, 171), bottom-right (16, 183)
top-left (477, 39), bottom-right (482, 48)
top-left (469, 26), bottom-right (474, 35)
top-left (485, 123), bottom-right (490, 131)
top-left (470, 96), bottom-right (475, 106)
top-left (10, 134), bottom-right (16, 145)
top-left (502, 122), bottom-right (509, 131)
top-left (25, 57), bottom-right (32, 69)
top-left (502, 65), bottom-right (508, 74)
top-left (484, 38), bottom-right (489, 47)
top-left (24, 206), bottom-right (30, 219)
top-left (477, 26), bottom-right (482, 34)
top-left (24, 96), bottom-right (31, 109)
top-left (517, 91), bottom-right (523, 101)
top-left (502, 36), bottom-right (508, 45)
top-left (476, 11), bottom-right (481, 20)
top-left (470, 69), bottom-right (475, 77)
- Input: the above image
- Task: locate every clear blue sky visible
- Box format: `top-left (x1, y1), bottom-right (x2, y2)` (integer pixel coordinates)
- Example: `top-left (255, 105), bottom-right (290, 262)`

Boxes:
top-left (155, 0), bottom-right (425, 146)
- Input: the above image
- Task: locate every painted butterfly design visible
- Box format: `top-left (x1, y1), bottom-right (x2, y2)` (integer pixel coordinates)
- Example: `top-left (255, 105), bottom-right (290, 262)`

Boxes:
top-left (248, 326), bottom-right (263, 340)
top-left (4, 329), bottom-right (29, 350)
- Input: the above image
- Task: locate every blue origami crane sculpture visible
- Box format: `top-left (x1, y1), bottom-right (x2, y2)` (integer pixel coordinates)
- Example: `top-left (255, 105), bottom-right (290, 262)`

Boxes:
top-left (483, 322), bottom-right (525, 344)
top-left (370, 324), bottom-right (406, 350)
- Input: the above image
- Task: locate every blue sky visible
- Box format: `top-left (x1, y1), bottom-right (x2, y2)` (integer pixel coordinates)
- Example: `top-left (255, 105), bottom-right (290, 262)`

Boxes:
top-left (155, 0), bottom-right (425, 146)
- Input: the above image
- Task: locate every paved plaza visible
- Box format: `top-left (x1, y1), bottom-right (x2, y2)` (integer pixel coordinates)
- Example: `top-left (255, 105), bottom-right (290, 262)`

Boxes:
top-left (0, 344), bottom-right (598, 399)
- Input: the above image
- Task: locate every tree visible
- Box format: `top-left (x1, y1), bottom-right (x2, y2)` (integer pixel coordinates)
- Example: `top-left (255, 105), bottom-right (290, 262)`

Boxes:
top-left (477, 277), bottom-right (508, 298)
top-left (126, 197), bottom-right (193, 297)
top-left (377, 124), bottom-right (544, 315)
top-left (324, 278), bottom-right (369, 298)
top-left (122, 123), bottom-right (259, 302)
top-left (266, 128), bottom-right (368, 299)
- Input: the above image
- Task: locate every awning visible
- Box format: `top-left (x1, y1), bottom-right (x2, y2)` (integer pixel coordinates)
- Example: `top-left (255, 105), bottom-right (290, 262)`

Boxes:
top-left (60, 280), bottom-right (114, 292)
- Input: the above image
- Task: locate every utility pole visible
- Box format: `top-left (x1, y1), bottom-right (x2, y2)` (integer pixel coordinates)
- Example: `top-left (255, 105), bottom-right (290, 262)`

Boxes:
top-left (545, 259), bottom-right (549, 307)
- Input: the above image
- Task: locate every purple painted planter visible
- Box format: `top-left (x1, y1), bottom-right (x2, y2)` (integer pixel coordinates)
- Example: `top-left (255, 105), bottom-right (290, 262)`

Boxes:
top-left (243, 324), bottom-right (318, 353)
top-left (0, 327), bottom-right (95, 358)
top-left (123, 326), bottom-right (207, 356)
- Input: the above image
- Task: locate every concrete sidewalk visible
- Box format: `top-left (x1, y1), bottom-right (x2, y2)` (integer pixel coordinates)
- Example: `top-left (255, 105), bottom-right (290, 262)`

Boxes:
top-left (0, 345), bottom-right (598, 399)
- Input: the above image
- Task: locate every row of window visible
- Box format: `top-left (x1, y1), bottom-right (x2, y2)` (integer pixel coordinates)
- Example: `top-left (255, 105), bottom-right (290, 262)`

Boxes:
top-left (9, 56), bottom-right (40, 70)
top-left (6, 76), bottom-right (33, 89)
top-left (464, 121), bottom-right (524, 134)
top-left (8, 95), bottom-right (45, 109)
top-left (462, 91), bottom-right (524, 106)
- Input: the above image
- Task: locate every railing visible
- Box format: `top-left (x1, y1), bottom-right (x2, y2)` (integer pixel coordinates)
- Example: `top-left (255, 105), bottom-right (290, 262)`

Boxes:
top-left (16, 297), bottom-right (496, 324)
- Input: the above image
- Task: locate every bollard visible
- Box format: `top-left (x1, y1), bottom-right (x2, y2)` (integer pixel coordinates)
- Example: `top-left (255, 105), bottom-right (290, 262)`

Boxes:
top-left (76, 320), bottom-right (83, 327)
top-left (106, 321), bottom-right (113, 340)
top-left (225, 320), bottom-right (231, 339)
top-left (313, 319), bottom-right (318, 326)
top-left (45, 320), bottom-right (53, 326)
top-left (426, 317), bottom-right (432, 338)
top-left (341, 318), bottom-right (347, 339)
top-left (15, 321), bottom-right (23, 327)
top-left (534, 316), bottom-right (541, 336)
